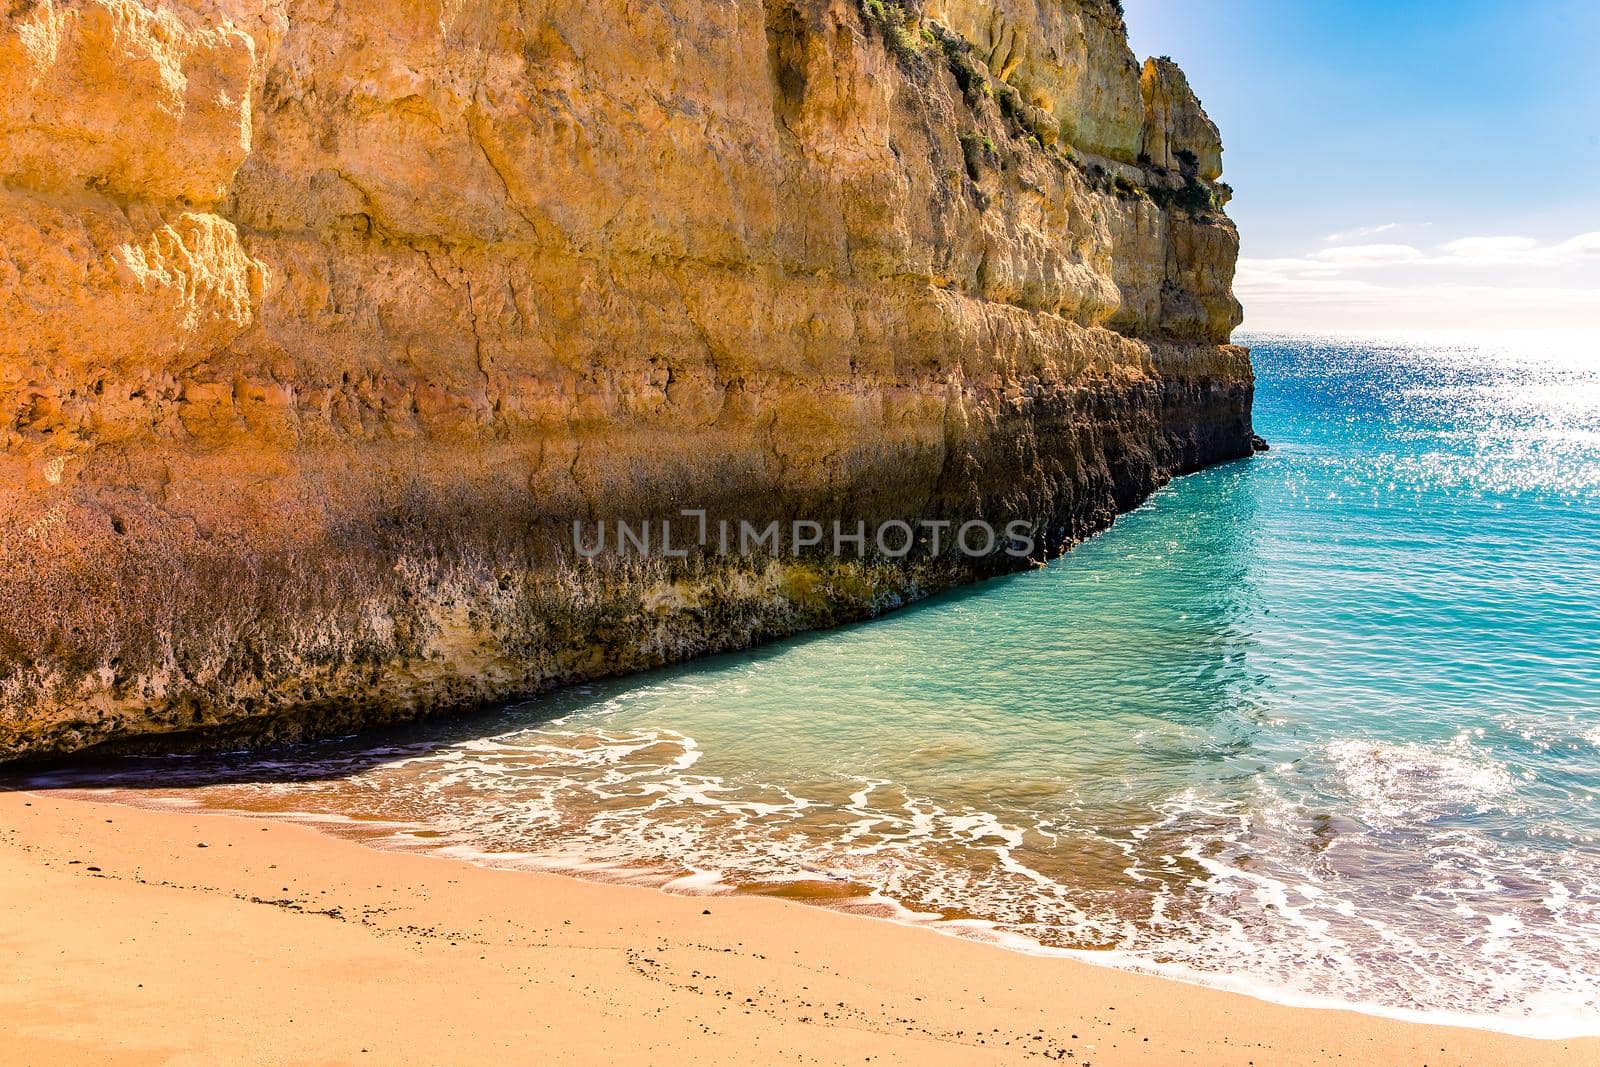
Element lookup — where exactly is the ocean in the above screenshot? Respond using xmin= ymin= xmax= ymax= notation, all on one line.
xmin=31 ymin=334 xmax=1600 ymax=1037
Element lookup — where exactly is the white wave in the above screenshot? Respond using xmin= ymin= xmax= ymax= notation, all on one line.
xmin=1325 ymin=736 xmax=1515 ymax=824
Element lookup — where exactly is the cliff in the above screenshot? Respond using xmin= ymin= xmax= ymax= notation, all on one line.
xmin=0 ymin=0 xmax=1252 ymax=761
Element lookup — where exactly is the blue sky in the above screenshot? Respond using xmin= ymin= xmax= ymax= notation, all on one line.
xmin=1124 ymin=0 xmax=1600 ymax=332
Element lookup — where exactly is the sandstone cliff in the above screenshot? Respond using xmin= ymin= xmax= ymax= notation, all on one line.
xmin=0 ymin=0 xmax=1252 ymax=760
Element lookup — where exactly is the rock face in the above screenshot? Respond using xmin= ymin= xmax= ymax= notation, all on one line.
xmin=0 ymin=0 xmax=1252 ymax=761
xmin=1140 ymin=57 xmax=1224 ymax=181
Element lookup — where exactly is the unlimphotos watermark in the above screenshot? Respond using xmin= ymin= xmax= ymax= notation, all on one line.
xmin=573 ymin=510 xmax=1037 ymax=560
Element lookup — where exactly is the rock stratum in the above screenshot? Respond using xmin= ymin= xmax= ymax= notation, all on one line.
xmin=0 ymin=0 xmax=1252 ymax=761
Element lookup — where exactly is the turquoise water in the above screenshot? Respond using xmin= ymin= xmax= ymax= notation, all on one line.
xmin=37 ymin=334 xmax=1600 ymax=1035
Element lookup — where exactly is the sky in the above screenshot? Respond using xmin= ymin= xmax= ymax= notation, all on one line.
xmin=1123 ymin=0 xmax=1600 ymax=334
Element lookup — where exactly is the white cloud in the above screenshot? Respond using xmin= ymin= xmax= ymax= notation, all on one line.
xmin=1439 ymin=235 xmax=1540 ymax=260
xmin=1287 ymin=233 xmax=1600 ymax=272
xmin=1234 ymin=256 xmax=1343 ymax=279
xmin=1237 ymin=227 xmax=1600 ymax=332
xmin=1436 ymin=232 xmax=1600 ymax=266
xmin=1310 ymin=243 xmax=1425 ymax=267
xmin=1324 ymin=222 xmax=1401 ymax=243
xmin=1238 ymin=272 xmax=1600 ymax=332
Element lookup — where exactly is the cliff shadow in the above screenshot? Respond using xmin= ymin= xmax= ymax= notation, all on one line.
xmin=0 ymin=562 xmax=1057 ymax=795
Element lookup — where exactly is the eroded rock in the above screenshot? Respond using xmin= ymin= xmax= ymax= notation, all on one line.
xmin=0 ymin=0 xmax=1254 ymax=761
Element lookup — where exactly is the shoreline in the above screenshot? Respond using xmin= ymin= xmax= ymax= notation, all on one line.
xmin=29 ymin=737 xmax=1596 ymax=1045
xmin=3 ymin=790 xmax=1593 ymax=1065
xmin=178 ymin=794 xmax=1598 ymax=1043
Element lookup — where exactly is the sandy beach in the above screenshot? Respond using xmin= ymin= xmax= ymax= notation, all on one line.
xmin=1 ymin=790 xmax=1591 ymax=1066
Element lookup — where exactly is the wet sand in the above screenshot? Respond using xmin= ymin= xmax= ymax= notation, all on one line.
xmin=1 ymin=790 xmax=1593 ymax=1065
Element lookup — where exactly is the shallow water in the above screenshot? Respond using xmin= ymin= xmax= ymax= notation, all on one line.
xmin=29 ymin=333 xmax=1600 ymax=1036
